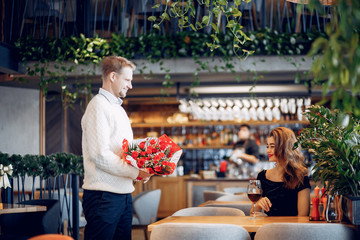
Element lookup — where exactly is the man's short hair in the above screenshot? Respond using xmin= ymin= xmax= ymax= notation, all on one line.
xmin=102 ymin=56 xmax=136 ymax=81
xmin=239 ymin=124 xmax=250 ymax=130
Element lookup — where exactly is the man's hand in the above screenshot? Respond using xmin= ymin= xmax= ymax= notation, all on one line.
xmin=137 ymin=169 xmax=153 ymax=179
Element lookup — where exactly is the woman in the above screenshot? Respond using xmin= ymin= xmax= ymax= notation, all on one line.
xmin=254 ymin=127 xmax=310 ymax=216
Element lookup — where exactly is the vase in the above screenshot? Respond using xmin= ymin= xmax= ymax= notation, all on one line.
xmin=342 ymin=195 xmax=360 ymax=225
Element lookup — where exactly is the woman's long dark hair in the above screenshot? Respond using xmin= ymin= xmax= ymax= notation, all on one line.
xmin=269 ymin=127 xmax=308 ymax=189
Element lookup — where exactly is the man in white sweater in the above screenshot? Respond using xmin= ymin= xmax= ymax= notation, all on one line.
xmin=81 ymin=56 xmax=153 ymax=240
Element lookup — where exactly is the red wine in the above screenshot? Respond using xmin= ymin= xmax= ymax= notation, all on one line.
xmin=247 ymin=193 xmax=262 ymax=203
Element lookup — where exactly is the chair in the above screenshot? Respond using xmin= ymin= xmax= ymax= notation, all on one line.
xmin=172 ymin=207 xmax=245 ymax=216
xmin=150 ymin=223 xmax=251 ymax=240
xmin=53 ymin=191 xmax=87 ymax=232
xmin=254 ymin=223 xmax=358 ymax=240
xmin=28 ymin=234 xmax=74 ymax=240
xmin=0 ymin=199 xmax=60 ymax=240
xmin=223 ymin=187 xmax=247 ymax=194
xmin=203 ymin=202 xmax=253 ymax=216
xmin=203 ymin=190 xmax=231 ymax=202
xmin=132 ymin=189 xmax=161 ymax=240
xmin=216 ymin=194 xmax=250 ymax=201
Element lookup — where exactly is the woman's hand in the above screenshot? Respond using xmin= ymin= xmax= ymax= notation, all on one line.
xmin=257 ymin=197 xmax=272 ymax=212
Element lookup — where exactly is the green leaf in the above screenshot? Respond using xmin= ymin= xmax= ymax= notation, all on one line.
xmin=211 ymin=23 xmax=219 ymax=33
xmin=161 ymin=12 xmax=170 ymax=21
xmin=234 ymin=0 xmax=241 ymax=6
xmin=147 ymin=16 xmax=157 ymax=22
xmin=202 ymin=16 xmax=210 ymax=25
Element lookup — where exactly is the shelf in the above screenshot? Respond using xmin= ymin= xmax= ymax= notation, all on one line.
xmin=181 ymin=145 xmax=233 ymax=150
xmin=131 ymin=120 xmax=310 ymax=128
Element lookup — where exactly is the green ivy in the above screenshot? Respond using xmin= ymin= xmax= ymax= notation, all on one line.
xmin=16 ymin=30 xmax=319 ymax=63
xmin=0 ymin=152 xmax=84 ymax=179
xmin=14 ymin=30 xmax=321 ymax=106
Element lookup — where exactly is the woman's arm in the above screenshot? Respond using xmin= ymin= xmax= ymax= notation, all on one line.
xmin=253 ymin=197 xmax=272 ymax=212
xmin=297 ymin=188 xmax=310 ymax=216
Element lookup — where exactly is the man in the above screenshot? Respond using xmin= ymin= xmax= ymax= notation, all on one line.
xmin=81 ymin=56 xmax=152 ymax=240
xmin=231 ymin=124 xmax=259 ymax=165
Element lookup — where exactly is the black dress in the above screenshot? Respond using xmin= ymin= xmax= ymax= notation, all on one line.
xmin=257 ymin=170 xmax=310 ymax=216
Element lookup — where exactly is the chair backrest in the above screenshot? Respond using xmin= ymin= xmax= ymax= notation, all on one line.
xmin=223 ymin=187 xmax=247 ymax=194
xmin=20 ymin=199 xmax=61 ymax=234
xmin=54 ymin=191 xmax=86 ymax=227
xmin=203 ymin=190 xmax=231 ymax=202
xmin=28 ymin=234 xmax=74 ymax=240
xmin=133 ymin=189 xmax=161 ymax=225
xmin=216 ymin=194 xmax=250 ymax=201
xmin=254 ymin=223 xmax=358 ymax=240
xmin=172 ymin=207 xmax=245 ymax=216
xmin=0 ymin=199 xmax=60 ymax=238
xmin=203 ymin=203 xmax=253 ymax=216
xmin=150 ymin=223 xmax=251 ymax=240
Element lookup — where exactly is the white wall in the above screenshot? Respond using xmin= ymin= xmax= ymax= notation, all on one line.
xmin=0 ymin=86 xmax=40 ymax=155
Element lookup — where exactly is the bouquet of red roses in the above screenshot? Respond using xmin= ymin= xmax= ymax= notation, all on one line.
xmin=122 ymin=134 xmax=182 ymax=176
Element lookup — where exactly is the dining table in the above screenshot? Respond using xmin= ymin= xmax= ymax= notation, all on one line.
xmin=198 ymin=200 xmax=252 ymax=207
xmin=148 ymin=215 xmax=345 ymax=233
xmin=0 ymin=203 xmax=46 ymax=215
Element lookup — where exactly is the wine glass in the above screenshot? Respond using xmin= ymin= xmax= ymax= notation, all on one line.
xmin=247 ymin=180 xmax=262 ymax=219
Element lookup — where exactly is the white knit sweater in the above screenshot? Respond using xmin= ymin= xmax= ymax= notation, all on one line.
xmin=81 ymin=89 xmax=139 ymax=194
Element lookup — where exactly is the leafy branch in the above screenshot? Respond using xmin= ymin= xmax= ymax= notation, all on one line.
xmin=296 ymin=105 xmax=360 ymax=196
xmin=148 ymin=0 xmax=254 ymax=58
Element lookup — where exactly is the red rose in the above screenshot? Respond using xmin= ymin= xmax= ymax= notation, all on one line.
xmin=159 ymin=152 xmax=165 ymax=158
xmin=154 ymin=165 xmax=162 ymax=172
xmin=153 ymin=159 xmax=159 ymax=165
xmin=132 ymin=151 xmax=139 ymax=159
xmin=137 ymin=158 xmax=145 ymax=168
xmin=150 ymin=139 xmax=156 ymax=145
xmin=146 ymin=146 xmax=152 ymax=154
xmin=122 ymin=139 xmax=128 ymax=145
xmin=153 ymin=155 xmax=161 ymax=161
xmin=148 ymin=168 xmax=155 ymax=174
xmin=139 ymin=141 xmax=146 ymax=150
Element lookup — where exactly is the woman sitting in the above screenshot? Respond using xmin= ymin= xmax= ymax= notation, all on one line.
xmin=254 ymin=127 xmax=310 ymax=216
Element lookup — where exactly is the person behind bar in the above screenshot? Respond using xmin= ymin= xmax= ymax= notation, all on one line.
xmin=254 ymin=127 xmax=310 ymax=216
xmin=81 ymin=56 xmax=153 ymax=240
xmin=230 ymin=124 xmax=259 ymax=164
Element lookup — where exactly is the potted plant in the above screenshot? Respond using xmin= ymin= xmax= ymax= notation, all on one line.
xmin=296 ymin=105 xmax=360 ymax=225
